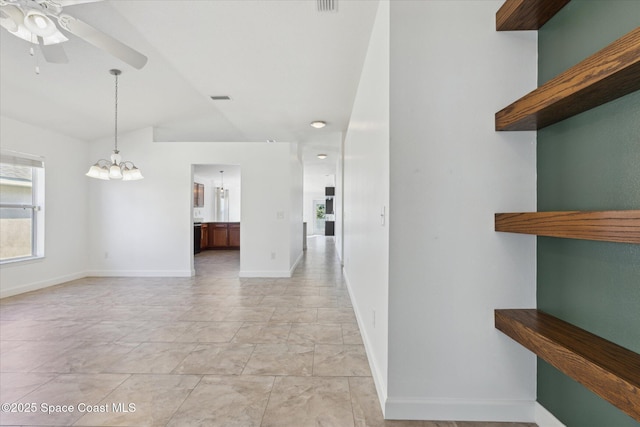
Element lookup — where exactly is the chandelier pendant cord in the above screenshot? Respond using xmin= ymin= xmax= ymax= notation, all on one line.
xmin=114 ymin=70 xmax=118 ymax=154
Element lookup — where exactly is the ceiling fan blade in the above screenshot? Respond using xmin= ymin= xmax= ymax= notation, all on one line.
xmin=38 ymin=36 xmax=69 ymax=63
xmin=53 ymin=0 xmax=104 ymax=6
xmin=57 ymin=14 xmax=148 ymax=69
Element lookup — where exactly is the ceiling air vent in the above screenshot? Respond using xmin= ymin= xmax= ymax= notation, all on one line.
xmin=210 ymin=96 xmax=231 ymax=101
xmin=317 ymin=0 xmax=337 ymax=12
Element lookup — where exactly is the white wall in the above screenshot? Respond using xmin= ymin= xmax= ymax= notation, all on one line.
xmin=289 ymin=143 xmax=304 ymax=270
xmin=0 ymin=116 xmax=89 ymax=298
xmin=343 ymin=0 xmax=391 ymax=410
xmin=334 ymin=145 xmax=344 ymax=261
xmin=386 ymin=0 xmax=537 ymax=421
xmin=87 ymin=128 xmax=302 ymax=278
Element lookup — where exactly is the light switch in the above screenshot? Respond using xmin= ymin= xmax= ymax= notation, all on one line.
xmin=277 ymin=211 xmax=285 ymax=220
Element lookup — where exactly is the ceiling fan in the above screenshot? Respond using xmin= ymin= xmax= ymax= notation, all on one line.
xmin=0 ymin=0 xmax=147 ymax=69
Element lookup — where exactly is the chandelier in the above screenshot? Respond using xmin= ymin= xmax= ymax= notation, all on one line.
xmin=86 ymin=69 xmax=143 ymax=181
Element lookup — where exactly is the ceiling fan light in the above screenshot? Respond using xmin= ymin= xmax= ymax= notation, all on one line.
xmin=24 ymin=11 xmax=57 ymax=37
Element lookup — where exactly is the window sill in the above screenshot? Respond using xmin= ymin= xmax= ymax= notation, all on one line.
xmin=0 ymin=255 xmax=45 ymax=267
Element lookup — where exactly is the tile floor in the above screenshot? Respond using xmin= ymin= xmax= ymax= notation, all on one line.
xmin=0 ymin=237 xmax=536 ymax=427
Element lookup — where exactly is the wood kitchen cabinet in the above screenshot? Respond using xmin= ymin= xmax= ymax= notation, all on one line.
xmin=210 ymin=223 xmax=229 ymax=248
xmin=228 ymin=223 xmax=240 ymax=248
xmin=205 ymin=222 xmax=240 ymax=249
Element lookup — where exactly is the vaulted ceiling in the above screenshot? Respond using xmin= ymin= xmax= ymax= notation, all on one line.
xmin=0 ymin=0 xmax=379 ymax=175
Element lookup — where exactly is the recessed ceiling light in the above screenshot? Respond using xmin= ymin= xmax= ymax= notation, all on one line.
xmin=310 ymin=121 xmax=326 ymax=129
xmin=317 ymin=154 xmax=327 ymax=160
xmin=210 ymin=95 xmax=231 ymax=101
xmin=267 ymin=139 xmax=276 ymax=143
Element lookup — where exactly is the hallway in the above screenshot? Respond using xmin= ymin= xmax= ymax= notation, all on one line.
xmin=1 ymin=238 xmax=534 ymax=426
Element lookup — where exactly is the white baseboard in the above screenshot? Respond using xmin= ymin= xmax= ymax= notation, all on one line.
xmin=0 ymin=271 xmax=87 ymax=299
xmin=86 ymin=270 xmax=192 ymax=277
xmin=535 ymin=402 xmax=565 ymax=427
xmin=384 ymin=397 xmax=535 ymax=422
xmin=289 ymin=251 xmax=304 ymax=276
xmin=342 ymin=267 xmax=388 ymax=417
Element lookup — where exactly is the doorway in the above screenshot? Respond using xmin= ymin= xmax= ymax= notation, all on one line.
xmin=192 ymin=164 xmax=241 ymax=275
xmin=313 ymin=199 xmax=326 ymax=236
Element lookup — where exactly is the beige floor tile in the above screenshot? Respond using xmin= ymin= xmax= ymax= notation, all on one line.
xmin=0 ymin=373 xmax=128 ymax=426
xmin=342 ymin=323 xmax=364 ymax=345
xmin=262 ymin=376 xmax=354 ymax=427
xmin=232 ymin=322 xmax=292 ymax=344
xmin=0 ymin=238 xmax=537 ymax=427
xmin=258 ymin=295 xmax=301 ymax=307
xmin=118 ymin=321 xmax=194 ymax=342
xmin=172 ymin=343 xmax=255 ymax=375
xmin=288 ymin=323 xmax=343 ymax=344
xmin=0 ymin=372 xmax=57 ymax=403
xmin=177 ymin=306 xmax=234 ymax=321
xmin=318 ymin=307 xmax=357 ymax=323
xmin=73 ymin=374 xmax=201 ymax=426
xmin=224 ymin=307 xmax=276 ymax=322
xmin=106 ymin=342 xmax=196 ymax=374
xmin=174 ymin=321 xmax=244 ymax=343
xmin=33 ymin=341 xmax=139 ymax=374
xmin=313 ymin=344 xmax=371 ymax=377
xmin=0 ymin=340 xmax=80 ymax=372
xmin=298 ymin=295 xmax=339 ymax=308
xmin=242 ymin=344 xmax=314 ymax=376
xmin=166 ymin=375 xmax=274 ymax=427
xmin=270 ymin=307 xmax=318 ymax=323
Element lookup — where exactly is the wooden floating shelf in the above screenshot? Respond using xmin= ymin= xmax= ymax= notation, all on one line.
xmin=495 ymin=27 xmax=640 ymax=131
xmin=495 ymin=210 xmax=640 ymax=244
xmin=495 ymin=309 xmax=640 ymax=421
xmin=496 ymin=0 xmax=571 ymax=31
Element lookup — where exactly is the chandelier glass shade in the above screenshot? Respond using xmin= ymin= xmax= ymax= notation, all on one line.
xmin=86 ymin=69 xmax=143 ymax=181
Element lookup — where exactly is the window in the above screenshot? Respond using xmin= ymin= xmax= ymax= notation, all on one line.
xmin=0 ymin=151 xmax=44 ymax=263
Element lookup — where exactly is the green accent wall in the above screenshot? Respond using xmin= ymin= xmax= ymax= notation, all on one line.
xmin=537 ymin=1 xmax=640 ymax=426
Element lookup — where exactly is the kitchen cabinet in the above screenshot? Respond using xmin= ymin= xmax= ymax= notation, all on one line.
xmin=210 ymin=223 xmax=229 ymax=248
xmin=229 ymin=223 xmax=240 ymax=248
xmin=200 ymin=224 xmax=208 ymax=250
xmin=201 ymin=222 xmax=240 ymax=249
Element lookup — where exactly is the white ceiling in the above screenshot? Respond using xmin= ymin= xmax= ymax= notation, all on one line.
xmin=0 ymin=0 xmax=379 ymax=177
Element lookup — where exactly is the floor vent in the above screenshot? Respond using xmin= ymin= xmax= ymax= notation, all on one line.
xmin=317 ymin=0 xmax=337 ymax=13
